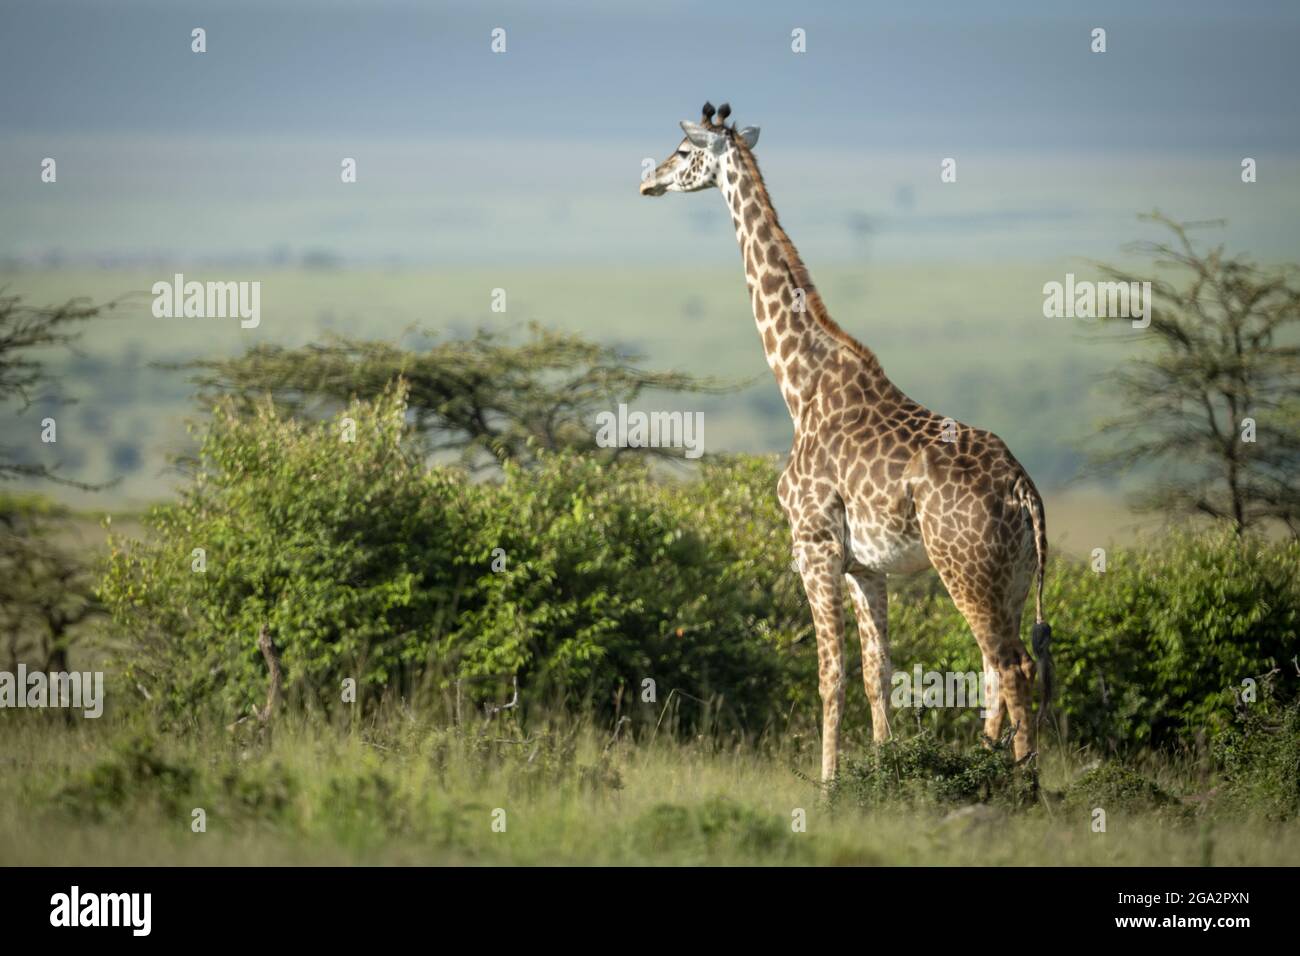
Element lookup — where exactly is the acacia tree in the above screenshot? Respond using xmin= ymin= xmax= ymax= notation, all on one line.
xmin=0 ymin=294 xmax=111 ymax=669
xmin=0 ymin=293 xmax=107 ymax=485
xmin=0 ymin=496 xmax=102 ymax=673
xmin=1090 ymin=213 xmax=1300 ymax=535
xmin=171 ymin=324 xmax=734 ymax=471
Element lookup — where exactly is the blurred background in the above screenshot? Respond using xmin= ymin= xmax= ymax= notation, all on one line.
xmin=2 ymin=2 xmax=1299 ymax=869
xmin=3 ymin=0 xmax=1299 ymax=546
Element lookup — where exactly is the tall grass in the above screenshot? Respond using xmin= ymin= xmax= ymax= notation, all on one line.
xmin=3 ymin=705 xmax=1297 ymax=866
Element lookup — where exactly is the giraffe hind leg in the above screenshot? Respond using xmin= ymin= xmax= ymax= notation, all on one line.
xmin=910 ymin=471 xmax=1038 ymax=758
xmin=845 ymin=569 xmax=892 ymax=743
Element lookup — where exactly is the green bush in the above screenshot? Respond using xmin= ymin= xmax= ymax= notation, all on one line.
xmin=633 ymin=797 xmax=800 ymax=860
xmin=456 ymin=451 xmax=810 ymax=728
xmin=101 ymin=389 xmax=810 ymax=729
xmin=1212 ymin=693 xmax=1300 ymax=821
xmin=887 ymin=530 xmax=1298 ymax=753
xmin=100 ymin=390 xmax=1297 ymax=752
xmin=835 ymin=732 xmax=1037 ymax=809
xmin=1047 ymin=530 xmax=1299 ymax=750
xmin=54 ymin=735 xmax=196 ymax=822
xmin=1062 ymin=763 xmax=1175 ymax=814
xmin=101 ymin=386 xmax=474 ymax=719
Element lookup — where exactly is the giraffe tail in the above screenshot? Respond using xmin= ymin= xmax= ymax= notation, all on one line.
xmin=1016 ymin=477 xmax=1054 ymax=717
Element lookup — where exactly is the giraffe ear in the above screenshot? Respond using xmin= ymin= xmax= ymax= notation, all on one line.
xmin=738 ymin=126 xmax=760 ymax=149
xmin=680 ymin=120 xmax=723 ymax=151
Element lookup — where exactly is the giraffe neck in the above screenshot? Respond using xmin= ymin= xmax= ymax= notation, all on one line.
xmin=717 ymin=144 xmax=886 ymax=424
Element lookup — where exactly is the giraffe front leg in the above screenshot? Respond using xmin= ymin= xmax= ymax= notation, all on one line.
xmin=797 ymin=550 xmax=846 ymax=782
xmin=845 ymin=570 xmax=892 ymax=743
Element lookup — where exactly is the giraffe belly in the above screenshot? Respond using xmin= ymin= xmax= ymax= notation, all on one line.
xmin=844 ymin=516 xmax=931 ymax=575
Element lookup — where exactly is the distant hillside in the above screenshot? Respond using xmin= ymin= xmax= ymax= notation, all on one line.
xmin=3 ymin=262 xmax=1135 ymax=509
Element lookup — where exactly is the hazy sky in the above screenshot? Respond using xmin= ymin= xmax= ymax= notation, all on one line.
xmin=3 ymin=0 xmax=1299 ymax=265
xmin=4 ymin=2 xmax=1299 ymax=509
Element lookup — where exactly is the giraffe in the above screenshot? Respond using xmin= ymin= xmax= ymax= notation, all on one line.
xmin=640 ymin=102 xmax=1054 ymax=780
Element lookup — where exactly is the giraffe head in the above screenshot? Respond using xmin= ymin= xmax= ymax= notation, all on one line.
xmin=640 ymin=101 xmax=760 ymax=197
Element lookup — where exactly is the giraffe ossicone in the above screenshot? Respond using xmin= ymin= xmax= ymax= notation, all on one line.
xmin=641 ymin=101 xmax=1055 ymax=780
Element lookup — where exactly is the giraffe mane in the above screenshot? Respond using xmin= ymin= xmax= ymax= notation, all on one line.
xmin=729 ymin=136 xmax=882 ymax=371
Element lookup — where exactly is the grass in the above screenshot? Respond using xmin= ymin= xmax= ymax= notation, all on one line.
xmin=3 ymin=708 xmax=1297 ymax=866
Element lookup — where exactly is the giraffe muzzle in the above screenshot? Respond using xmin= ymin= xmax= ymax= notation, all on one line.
xmin=640 ymin=180 xmax=667 ymax=197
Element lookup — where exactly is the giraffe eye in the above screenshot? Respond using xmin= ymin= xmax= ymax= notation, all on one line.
xmin=676 ymin=149 xmax=690 ymax=157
